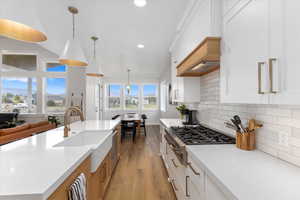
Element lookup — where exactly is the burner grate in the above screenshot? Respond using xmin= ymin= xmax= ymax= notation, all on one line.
xmin=170 ymin=125 xmax=236 ymax=145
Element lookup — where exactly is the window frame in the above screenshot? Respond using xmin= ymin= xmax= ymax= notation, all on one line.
xmin=106 ymin=83 xmax=123 ymax=111
xmin=123 ymin=83 xmax=140 ymax=111
xmin=0 ymin=51 xmax=68 ymax=114
xmin=141 ymin=83 xmax=159 ymax=111
xmin=105 ymin=82 xmax=159 ymax=111
xmin=45 ymin=77 xmax=67 ymax=114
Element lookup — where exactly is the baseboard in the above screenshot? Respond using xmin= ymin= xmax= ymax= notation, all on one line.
xmin=146 ymin=123 xmax=160 ymax=126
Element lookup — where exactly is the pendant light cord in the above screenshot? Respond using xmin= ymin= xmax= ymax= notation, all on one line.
xmin=94 ymin=40 xmax=96 ymax=58
xmin=72 ymin=13 xmax=75 ymax=39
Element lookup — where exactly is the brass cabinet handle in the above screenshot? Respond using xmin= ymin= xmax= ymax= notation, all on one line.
xmin=186 ymin=176 xmax=190 ymax=197
xmin=188 ymin=162 xmax=200 ymax=176
xmin=269 ymin=58 xmax=277 ymax=94
xmin=171 ymin=159 xmax=178 ymax=168
xmin=258 ymin=62 xmax=266 ymax=94
xmin=171 ymin=178 xmax=178 ymax=191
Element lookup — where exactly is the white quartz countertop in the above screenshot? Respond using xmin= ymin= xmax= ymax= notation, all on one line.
xmin=187 ymin=145 xmax=300 ymax=200
xmin=0 ymin=119 xmax=120 ymax=200
xmin=160 ymin=118 xmax=183 ymax=128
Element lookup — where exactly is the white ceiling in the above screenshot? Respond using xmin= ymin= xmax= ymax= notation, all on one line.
xmin=34 ymin=0 xmax=189 ymax=79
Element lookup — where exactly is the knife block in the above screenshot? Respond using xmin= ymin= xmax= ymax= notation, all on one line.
xmin=236 ymin=131 xmax=255 ymax=151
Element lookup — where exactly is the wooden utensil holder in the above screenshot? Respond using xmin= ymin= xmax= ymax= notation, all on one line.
xmin=236 ymin=131 xmax=255 ymax=151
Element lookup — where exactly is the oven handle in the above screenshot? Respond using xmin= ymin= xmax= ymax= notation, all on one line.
xmin=164 ymin=134 xmax=181 ymax=152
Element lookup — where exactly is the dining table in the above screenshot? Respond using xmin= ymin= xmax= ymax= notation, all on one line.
xmin=121 ymin=113 xmax=142 ymax=134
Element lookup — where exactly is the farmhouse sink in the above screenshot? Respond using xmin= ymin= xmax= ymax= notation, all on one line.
xmin=54 ymin=131 xmax=113 ymax=172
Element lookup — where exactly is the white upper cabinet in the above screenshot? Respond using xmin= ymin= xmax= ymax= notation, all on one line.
xmin=171 ymin=0 xmax=222 ymax=65
xmin=170 ymin=0 xmax=221 ymax=103
xmin=221 ymin=0 xmax=300 ymax=105
xmin=221 ymin=0 xmax=269 ymax=104
xmin=268 ymin=0 xmax=300 ymax=105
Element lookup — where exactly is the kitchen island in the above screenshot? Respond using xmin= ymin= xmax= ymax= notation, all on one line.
xmin=0 ymin=119 xmax=120 ymax=200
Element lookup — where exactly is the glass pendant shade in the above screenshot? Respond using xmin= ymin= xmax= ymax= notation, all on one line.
xmin=126 ymin=69 xmax=131 ymax=94
xmin=86 ymin=36 xmax=104 ymax=77
xmin=0 ymin=0 xmax=47 ymax=43
xmin=59 ymin=7 xmax=88 ymax=67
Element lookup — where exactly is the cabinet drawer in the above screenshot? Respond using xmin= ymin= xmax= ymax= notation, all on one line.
xmin=187 ymin=160 xmax=204 ymax=188
xmin=186 ymin=178 xmax=203 ymax=200
xmin=169 ymin=176 xmax=186 ymax=200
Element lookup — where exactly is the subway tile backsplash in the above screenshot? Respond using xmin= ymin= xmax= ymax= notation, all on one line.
xmin=187 ymin=70 xmax=300 ymax=167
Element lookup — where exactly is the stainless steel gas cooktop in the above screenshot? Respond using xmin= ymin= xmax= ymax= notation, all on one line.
xmin=170 ymin=125 xmax=236 ymax=145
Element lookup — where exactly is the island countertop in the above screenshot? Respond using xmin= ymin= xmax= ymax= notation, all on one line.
xmin=0 ymin=119 xmax=120 ymax=200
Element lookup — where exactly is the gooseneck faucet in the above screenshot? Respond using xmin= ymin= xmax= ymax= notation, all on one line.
xmin=64 ymin=106 xmax=85 ymax=137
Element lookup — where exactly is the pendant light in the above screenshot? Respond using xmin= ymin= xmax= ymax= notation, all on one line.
xmin=126 ymin=69 xmax=131 ymax=94
xmin=59 ymin=6 xmax=88 ymax=67
xmin=86 ymin=36 xmax=104 ymax=77
xmin=0 ymin=0 xmax=47 ymax=43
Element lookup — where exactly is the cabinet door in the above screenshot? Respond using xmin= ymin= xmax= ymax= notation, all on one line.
xmin=269 ymin=0 xmax=300 ymax=104
xmin=205 ymin=175 xmax=229 ymax=200
xmin=187 ymin=177 xmax=202 ymax=200
xmin=220 ymin=0 xmax=269 ymax=104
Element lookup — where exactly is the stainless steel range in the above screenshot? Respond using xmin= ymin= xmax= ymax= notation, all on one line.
xmin=164 ymin=125 xmax=235 ymax=166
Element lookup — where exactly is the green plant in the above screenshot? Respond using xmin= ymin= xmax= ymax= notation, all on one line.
xmin=176 ymin=104 xmax=187 ymax=114
xmin=48 ymin=115 xmax=61 ymax=127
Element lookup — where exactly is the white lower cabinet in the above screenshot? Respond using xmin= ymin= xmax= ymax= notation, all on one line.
xmin=205 ymin=176 xmax=229 ymax=200
xmin=186 ymin=156 xmax=205 ymax=200
xmin=160 ymin=125 xmax=232 ymax=200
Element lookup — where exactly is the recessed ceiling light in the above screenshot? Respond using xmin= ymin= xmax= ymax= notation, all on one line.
xmin=137 ymin=44 xmax=145 ymax=48
xmin=134 ymin=0 xmax=147 ymax=7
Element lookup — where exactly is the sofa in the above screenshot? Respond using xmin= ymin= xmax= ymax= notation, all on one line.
xmin=0 ymin=121 xmax=56 ymax=145
xmin=0 ymin=113 xmax=24 ymax=129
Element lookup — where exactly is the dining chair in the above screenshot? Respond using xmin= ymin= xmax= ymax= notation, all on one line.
xmin=121 ymin=120 xmax=137 ymax=142
xmin=140 ymin=114 xmax=147 ymax=136
xmin=111 ymin=115 xmax=120 ymax=120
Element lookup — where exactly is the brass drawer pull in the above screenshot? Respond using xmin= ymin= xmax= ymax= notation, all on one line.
xmin=269 ymin=58 xmax=277 ymax=94
xmin=188 ymin=162 xmax=200 ymax=175
xmin=171 ymin=159 xmax=178 ymax=168
xmin=258 ymin=62 xmax=266 ymax=94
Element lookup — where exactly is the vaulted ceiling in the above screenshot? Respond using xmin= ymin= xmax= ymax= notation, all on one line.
xmin=34 ymin=0 xmax=189 ymax=78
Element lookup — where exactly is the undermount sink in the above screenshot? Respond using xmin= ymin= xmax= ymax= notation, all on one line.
xmin=54 ymin=130 xmax=113 ymax=172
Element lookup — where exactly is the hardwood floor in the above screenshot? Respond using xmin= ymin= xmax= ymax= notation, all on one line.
xmin=104 ymin=125 xmax=176 ymax=200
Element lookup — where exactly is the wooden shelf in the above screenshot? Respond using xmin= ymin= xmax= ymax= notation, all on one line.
xmin=177 ymin=37 xmax=221 ymax=77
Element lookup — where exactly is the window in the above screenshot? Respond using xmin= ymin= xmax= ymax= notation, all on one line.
xmin=125 ymin=85 xmax=139 ymax=110
xmin=0 ymin=53 xmax=68 ymax=114
xmin=1 ymin=54 xmax=37 ymax=72
xmin=143 ymin=84 xmax=158 ymax=110
xmin=46 ymin=63 xmax=66 ymax=72
xmin=108 ymin=85 xmax=122 ymax=109
xmin=1 ymin=77 xmax=37 ymax=113
xmin=46 ymin=78 xmax=66 ymax=113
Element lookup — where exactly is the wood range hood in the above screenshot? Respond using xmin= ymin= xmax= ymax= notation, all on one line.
xmin=177 ymin=37 xmax=221 ymax=77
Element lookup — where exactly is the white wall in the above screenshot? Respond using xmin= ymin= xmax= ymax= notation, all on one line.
xmin=186 ymin=70 xmax=300 ymax=167
xmin=86 ymin=76 xmax=102 ymax=120
xmin=67 ymin=67 xmax=86 ymax=111
xmin=159 ymin=62 xmax=179 ymax=119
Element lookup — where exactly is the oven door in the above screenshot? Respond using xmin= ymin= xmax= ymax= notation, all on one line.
xmin=164 ymin=133 xmax=187 ymax=167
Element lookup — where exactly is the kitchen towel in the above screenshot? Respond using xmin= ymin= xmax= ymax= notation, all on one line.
xmin=68 ymin=173 xmax=87 ymax=200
